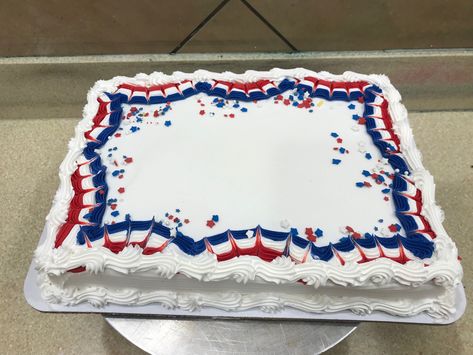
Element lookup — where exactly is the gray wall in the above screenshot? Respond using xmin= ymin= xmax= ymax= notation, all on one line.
xmin=1 ymin=0 xmax=473 ymax=56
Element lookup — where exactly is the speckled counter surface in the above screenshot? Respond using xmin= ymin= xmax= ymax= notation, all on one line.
xmin=0 ymin=112 xmax=471 ymax=355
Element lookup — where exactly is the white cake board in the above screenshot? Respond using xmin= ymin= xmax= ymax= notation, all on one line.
xmin=25 ymin=226 xmax=466 ymax=325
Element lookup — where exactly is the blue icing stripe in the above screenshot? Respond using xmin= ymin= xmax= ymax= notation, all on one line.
xmin=376 ymin=235 xmax=399 ymax=249
xmin=130 ymin=219 xmax=153 ymax=231
xmin=261 ymin=228 xmax=289 ymax=241
xmin=310 ymin=244 xmax=333 ymax=261
xmin=355 ymin=234 xmax=377 ymax=248
xmin=206 ymin=231 xmax=229 ymax=246
xmin=291 ymin=235 xmax=310 ymax=249
xmin=396 ymin=214 xmax=420 ymax=234
xmin=400 ymin=234 xmax=434 ymax=259
xmin=231 ymin=229 xmax=255 ymax=239
xmin=333 ymin=237 xmax=355 ymax=252
xmin=170 ymin=232 xmax=195 ymax=254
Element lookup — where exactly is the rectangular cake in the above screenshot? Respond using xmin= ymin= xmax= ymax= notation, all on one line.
xmin=35 ymin=68 xmax=463 ymax=319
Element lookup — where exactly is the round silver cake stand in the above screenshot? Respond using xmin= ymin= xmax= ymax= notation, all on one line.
xmin=104 ymin=316 xmax=358 ymax=355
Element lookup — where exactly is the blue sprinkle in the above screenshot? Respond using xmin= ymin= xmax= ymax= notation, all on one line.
xmin=164 ymin=120 xmax=172 ymax=127
xmin=292 ymin=101 xmax=299 ymax=107
xmin=378 ymin=219 xmax=384 ymax=223
xmin=178 ymin=222 xmax=183 ymax=227
xmin=113 ymin=147 xmax=118 ymax=151
xmin=216 ymin=102 xmax=225 ymax=108
xmin=240 ymin=107 xmax=248 ymax=112
xmin=339 ymin=147 xmax=346 ymax=154
xmin=356 ymin=182 xmax=364 ymax=187
xmin=125 ymin=213 xmax=131 ymax=220
xmin=213 ymin=98 xmax=219 ymax=103
xmin=348 ymin=103 xmax=356 ymax=110
xmin=165 ymin=212 xmax=169 ymax=217
xmin=130 ymin=126 xmax=140 ymax=133
xmin=107 ymin=153 xmax=112 ymax=158
xmin=332 ymin=159 xmax=341 ymax=165
xmin=374 ymin=226 xmax=379 ymax=231
xmin=365 ymin=153 xmax=372 ymax=160
xmin=120 ymin=169 xmax=125 ymax=173
xmin=111 ymin=211 xmax=119 ymax=217
xmin=112 ymin=170 xmax=120 ymax=177
xmin=315 ymin=228 xmax=323 ymax=237
xmin=136 ymin=117 xmax=143 ymax=123
xmin=233 ymin=103 xmax=240 ymax=108
xmin=377 ymin=175 xmax=385 ymax=183
xmin=139 ymin=107 xmax=143 ymax=111
xmin=289 ymin=95 xmax=294 ymax=101
xmin=382 ymin=188 xmax=391 ymax=194
xmin=352 ymin=114 xmax=360 ymax=120
xmin=309 ymin=109 xmax=313 ymax=113
xmin=362 ymin=170 xmax=370 ymax=177
xmin=175 ymin=208 xmax=181 ymax=213
xmin=212 ymin=214 xmax=219 ymax=222
xmin=290 ymin=228 xmax=299 ymax=236
xmin=330 ymin=132 xmax=339 ymax=138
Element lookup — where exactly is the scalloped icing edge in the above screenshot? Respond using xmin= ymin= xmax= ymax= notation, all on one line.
xmin=34 ymin=68 xmax=463 ymax=315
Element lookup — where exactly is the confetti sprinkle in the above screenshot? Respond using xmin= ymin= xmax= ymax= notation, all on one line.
xmin=118 ymin=187 xmax=125 ymax=194
xmin=332 ymin=159 xmax=341 ymax=165
xmin=206 ymin=220 xmax=215 ymax=228
xmin=111 ymin=211 xmax=120 ymax=217
xmin=164 ymin=120 xmax=172 ymax=127
xmin=212 ymin=214 xmax=219 ymax=222
xmin=246 ymin=230 xmax=254 ymax=238
xmin=330 ymin=132 xmax=339 ymax=138
xmin=388 ymin=223 xmax=402 ymax=232
xmin=348 ymin=103 xmax=356 ymax=110
xmin=314 ymin=228 xmax=324 ymax=237
xmin=365 ymin=153 xmax=372 ymax=160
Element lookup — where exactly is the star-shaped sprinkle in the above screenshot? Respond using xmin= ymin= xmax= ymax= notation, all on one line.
xmin=206 ymin=220 xmax=215 ymax=228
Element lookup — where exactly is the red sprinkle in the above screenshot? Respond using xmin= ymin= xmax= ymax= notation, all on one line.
xmin=358 ymin=117 xmax=366 ymax=125
xmin=352 ymin=232 xmax=362 ymax=239
xmin=229 ymin=113 xmax=235 ymax=118
xmin=124 ymin=157 xmax=133 ymax=164
xmin=184 ymin=219 xmax=190 ymax=224
xmin=153 ymin=110 xmax=159 ymax=117
xmin=336 ymin=138 xmax=343 ymax=144
xmin=114 ymin=133 xmax=121 ymax=138
xmin=110 ymin=204 xmax=117 ymax=210
xmin=206 ymin=220 xmax=215 ymax=228
xmin=118 ymin=187 xmax=125 ymax=194
xmin=199 ymin=110 xmax=205 ymax=116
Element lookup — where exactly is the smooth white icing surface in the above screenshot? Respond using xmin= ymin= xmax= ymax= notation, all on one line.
xmin=34 ymin=68 xmax=463 ymax=318
xmin=100 ymin=94 xmax=401 ymax=242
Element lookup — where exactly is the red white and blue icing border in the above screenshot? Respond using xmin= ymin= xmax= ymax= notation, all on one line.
xmin=35 ymin=69 xmax=461 ymax=291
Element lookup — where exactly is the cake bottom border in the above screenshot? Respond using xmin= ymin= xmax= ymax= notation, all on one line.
xmin=25 ymin=227 xmax=466 ymax=325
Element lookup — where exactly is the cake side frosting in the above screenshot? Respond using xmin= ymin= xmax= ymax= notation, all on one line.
xmin=34 ymin=69 xmax=462 ymax=317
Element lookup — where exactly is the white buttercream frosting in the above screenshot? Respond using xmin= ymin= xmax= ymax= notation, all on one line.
xmin=34 ymin=68 xmax=463 ymax=318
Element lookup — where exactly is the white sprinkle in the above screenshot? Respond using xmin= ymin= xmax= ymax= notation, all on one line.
xmin=280 ymin=219 xmax=291 ymax=229
xmin=246 ymin=230 xmax=254 ymax=238
xmin=170 ymin=228 xmax=177 ymax=237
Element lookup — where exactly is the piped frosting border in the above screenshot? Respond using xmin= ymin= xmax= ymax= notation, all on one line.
xmin=35 ymin=69 xmax=462 ymax=290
